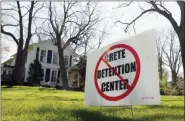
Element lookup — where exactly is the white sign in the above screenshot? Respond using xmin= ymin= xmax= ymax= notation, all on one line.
xmin=84 ymin=30 xmax=160 ymax=106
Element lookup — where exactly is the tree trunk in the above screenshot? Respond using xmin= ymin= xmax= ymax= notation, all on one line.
xmin=158 ymin=57 xmax=163 ymax=80
xmin=177 ymin=31 xmax=185 ymax=81
xmin=171 ymin=70 xmax=177 ymax=84
xmin=13 ymin=47 xmax=28 ymax=85
xmin=57 ymin=45 xmax=69 ymax=90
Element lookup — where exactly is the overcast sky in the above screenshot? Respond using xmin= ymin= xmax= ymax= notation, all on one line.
xmin=1 ymin=1 xmax=183 ymax=76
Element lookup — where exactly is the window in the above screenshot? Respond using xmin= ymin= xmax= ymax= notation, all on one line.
xmin=51 ymin=70 xmax=57 ymax=82
xmin=3 ymin=70 xmax=6 ymax=75
xmin=47 ymin=50 xmax=52 ymax=64
xmin=73 ymin=82 xmax=77 ymax=87
xmin=8 ymin=70 xmax=12 ymax=74
xmin=41 ymin=68 xmax=44 ymax=81
xmin=52 ymin=52 xmax=58 ymax=65
xmin=40 ymin=50 xmax=46 ymax=62
xmin=45 ymin=68 xmax=50 ymax=82
xmin=64 ymin=55 xmax=69 ymax=67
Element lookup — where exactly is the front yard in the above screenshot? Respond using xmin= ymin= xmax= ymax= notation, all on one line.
xmin=1 ymin=86 xmax=184 ymax=121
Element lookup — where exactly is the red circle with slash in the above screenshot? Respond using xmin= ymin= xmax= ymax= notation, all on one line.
xmin=94 ymin=44 xmax=141 ymax=101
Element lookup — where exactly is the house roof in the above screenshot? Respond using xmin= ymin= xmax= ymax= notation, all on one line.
xmin=30 ymin=39 xmax=78 ymax=57
xmin=2 ymin=65 xmax=15 ymax=68
xmin=68 ymin=64 xmax=79 ymax=71
xmin=1 ymin=39 xmax=79 ymax=65
xmin=1 ymin=57 xmax=14 ymax=65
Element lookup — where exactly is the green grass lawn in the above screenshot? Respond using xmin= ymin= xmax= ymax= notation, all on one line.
xmin=1 ymin=86 xmax=184 ymax=121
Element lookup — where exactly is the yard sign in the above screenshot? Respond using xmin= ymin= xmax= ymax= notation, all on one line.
xmin=84 ymin=30 xmax=160 ymax=106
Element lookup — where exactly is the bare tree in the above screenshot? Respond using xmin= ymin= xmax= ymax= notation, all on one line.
xmin=156 ymin=31 xmax=164 ymax=80
xmin=162 ymin=29 xmax=182 ymax=83
xmin=37 ymin=1 xmax=102 ymax=89
xmin=82 ymin=25 xmax=107 ymax=56
xmin=115 ymin=1 xmax=185 ymax=80
xmin=0 ymin=40 xmax=10 ymax=60
xmin=1 ymin=1 xmax=43 ymax=85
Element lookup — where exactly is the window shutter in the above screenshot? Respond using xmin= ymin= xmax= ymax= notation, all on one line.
xmin=69 ymin=55 xmax=72 ymax=67
xmin=36 ymin=47 xmax=40 ymax=60
xmin=57 ymin=70 xmax=60 ymax=83
xmin=64 ymin=55 xmax=69 ymax=67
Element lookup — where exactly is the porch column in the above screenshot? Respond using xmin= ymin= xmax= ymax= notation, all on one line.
xmin=49 ymin=69 xmax=52 ymax=83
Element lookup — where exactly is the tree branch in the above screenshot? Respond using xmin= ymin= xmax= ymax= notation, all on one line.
xmin=115 ymin=8 xmax=156 ymax=32
xmin=177 ymin=1 xmax=185 ymax=29
xmin=2 ymin=24 xmax=19 ymax=27
xmin=150 ymin=1 xmax=180 ymax=33
xmin=59 ymin=2 xmax=68 ymax=36
xmin=25 ymin=1 xmax=35 ymax=49
xmin=116 ymin=1 xmax=133 ymax=8
xmin=49 ymin=1 xmax=57 ymax=34
xmin=17 ymin=1 xmax=24 ymax=47
xmin=1 ymin=25 xmax=19 ymax=45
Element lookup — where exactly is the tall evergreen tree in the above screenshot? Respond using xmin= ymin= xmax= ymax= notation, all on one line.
xmin=27 ymin=59 xmax=44 ymax=85
xmin=76 ymin=56 xmax=87 ymax=81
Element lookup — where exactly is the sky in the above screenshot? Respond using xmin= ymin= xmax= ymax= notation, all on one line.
xmin=1 ymin=1 xmax=183 ymax=77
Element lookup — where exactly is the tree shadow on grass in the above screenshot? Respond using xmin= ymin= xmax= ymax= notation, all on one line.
xmin=71 ymin=109 xmax=133 ymax=121
xmin=1 ymin=85 xmax=13 ymax=88
xmin=161 ymin=99 xmax=184 ymax=102
xmin=32 ymin=105 xmax=184 ymax=121
xmin=148 ymin=105 xmax=184 ymax=110
xmin=72 ymin=109 xmax=184 ymax=121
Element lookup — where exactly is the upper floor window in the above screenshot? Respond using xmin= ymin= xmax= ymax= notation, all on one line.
xmin=3 ymin=70 xmax=6 ymax=75
xmin=64 ymin=55 xmax=69 ymax=67
xmin=53 ymin=52 xmax=58 ymax=65
xmin=47 ymin=50 xmax=52 ymax=64
xmin=8 ymin=70 xmax=12 ymax=75
xmin=40 ymin=50 xmax=46 ymax=62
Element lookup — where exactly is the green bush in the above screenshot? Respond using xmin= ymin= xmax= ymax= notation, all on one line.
xmin=159 ymin=75 xmax=168 ymax=95
xmin=27 ymin=59 xmax=44 ymax=85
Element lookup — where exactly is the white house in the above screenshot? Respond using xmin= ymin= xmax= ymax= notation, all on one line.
xmin=1 ymin=40 xmax=80 ymax=88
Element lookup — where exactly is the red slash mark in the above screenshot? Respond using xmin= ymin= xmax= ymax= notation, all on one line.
xmin=102 ymin=58 xmax=130 ymax=88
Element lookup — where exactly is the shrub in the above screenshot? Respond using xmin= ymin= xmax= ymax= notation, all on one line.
xmin=1 ymin=80 xmax=17 ymax=86
xmin=160 ymin=88 xmax=165 ymax=95
xmin=27 ymin=59 xmax=44 ymax=85
xmin=164 ymin=88 xmax=178 ymax=96
xmin=175 ymin=80 xmax=184 ymax=96
xmin=1 ymin=74 xmax=16 ymax=86
xmin=24 ymin=82 xmax=34 ymax=86
xmin=163 ymin=80 xmax=184 ymax=96
xmin=79 ymin=81 xmax=85 ymax=91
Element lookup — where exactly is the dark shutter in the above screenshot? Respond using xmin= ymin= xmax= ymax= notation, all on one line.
xmin=47 ymin=50 xmax=52 ymax=63
xmin=36 ymin=47 xmax=40 ymax=60
xmin=69 ymin=55 xmax=72 ymax=67
xmin=45 ymin=68 xmax=50 ymax=82
xmin=41 ymin=68 xmax=44 ymax=81
xmin=3 ymin=70 xmax=6 ymax=74
xmin=23 ymin=68 xmax=26 ymax=80
xmin=57 ymin=70 xmax=60 ymax=83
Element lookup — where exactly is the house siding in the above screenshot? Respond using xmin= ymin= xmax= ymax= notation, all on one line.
xmin=2 ymin=40 xmax=78 ymax=87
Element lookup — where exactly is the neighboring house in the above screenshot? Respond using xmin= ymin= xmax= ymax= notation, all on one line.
xmin=68 ymin=64 xmax=84 ymax=88
xmin=1 ymin=40 xmax=79 ymax=88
